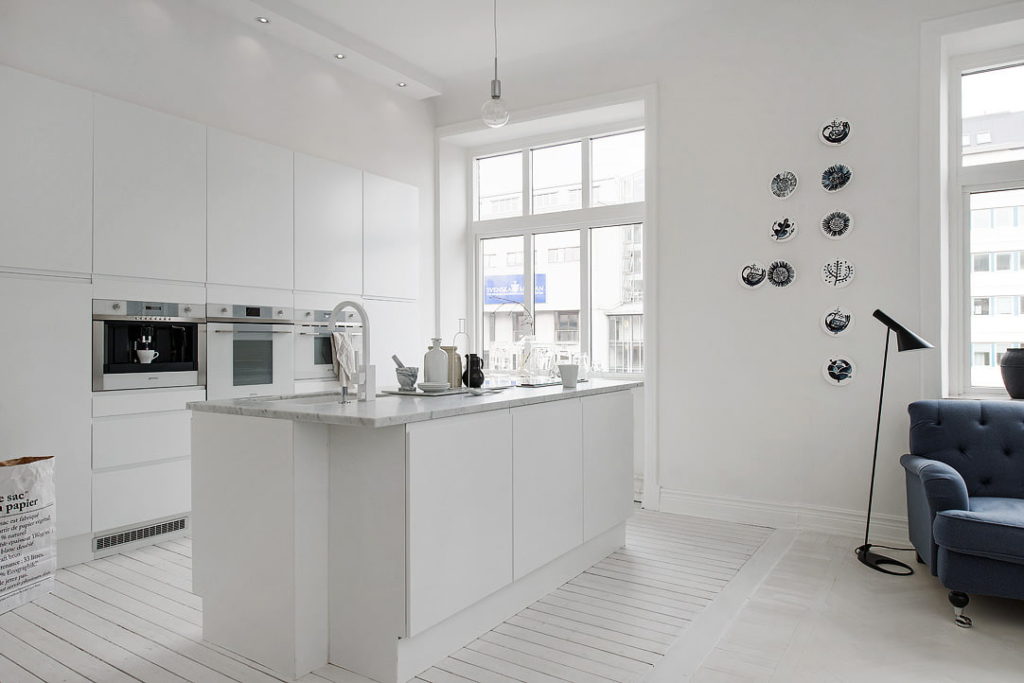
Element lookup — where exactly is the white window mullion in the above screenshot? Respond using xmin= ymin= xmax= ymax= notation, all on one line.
xmin=524 ymin=232 xmax=535 ymax=326
xmin=580 ymin=227 xmax=592 ymax=365
xmin=581 ymin=137 xmax=592 ymax=209
xmin=523 ymin=146 xmax=532 ymax=218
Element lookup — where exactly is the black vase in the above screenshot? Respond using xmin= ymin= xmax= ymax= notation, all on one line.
xmin=462 ymin=353 xmax=484 ymax=388
xmin=1000 ymin=348 xmax=1024 ymax=398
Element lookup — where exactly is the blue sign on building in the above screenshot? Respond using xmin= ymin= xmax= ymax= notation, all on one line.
xmin=484 ymin=274 xmax=546 ymax=304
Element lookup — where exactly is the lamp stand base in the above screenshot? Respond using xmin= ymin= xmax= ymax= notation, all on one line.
xmin=856 ymin=544 xmax=914 ymax=575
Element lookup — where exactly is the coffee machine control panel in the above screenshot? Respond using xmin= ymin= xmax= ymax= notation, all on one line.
xmin=92 ymin=299 xmax=206 ymax=322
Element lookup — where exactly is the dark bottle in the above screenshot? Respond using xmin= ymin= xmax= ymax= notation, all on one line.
xmin=462 ymin=353 xmax=485 ymax=388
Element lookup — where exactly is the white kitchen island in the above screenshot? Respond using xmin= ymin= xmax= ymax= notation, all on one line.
xmin=189 ymin=379 xmax=640 ymax=683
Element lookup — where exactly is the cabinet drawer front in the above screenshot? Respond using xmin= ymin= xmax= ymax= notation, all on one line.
xmin=582 ymin=391 xmax=635 ymax=541
xmin=92 ymin=460 xmax=190 ymax=533
xmin=93 ymin=388 xmax=206 ymax=417
xmin=93 ymin=411 xmax=191 ymax=470
xmin=407 ymin=410 xmax=513 ymax=635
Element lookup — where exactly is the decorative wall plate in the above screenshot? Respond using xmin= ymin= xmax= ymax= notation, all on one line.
xmin=767 ymin=260 xmax=796 ymax=287
xmin=821 ymin=259 xmax=855 ymax=288
xmin=821 ymin=306 xmax=854 ymax=336
xmin=823 ymin=357 xmax=856 ymax=386
xmin=770 ymin=171 xmax=798 ymax=198
xmin=821 ymin=211 xmax=852 ymax=239
xmin=821 ymin=164 xmax=852 ymax=192
xmin=770 ymin=218 xmax=797 ymax=242
xmin=738 ymin=262 xmax=768 ymax=289
xmin=820 ymin=118 xmax=851 ymax=145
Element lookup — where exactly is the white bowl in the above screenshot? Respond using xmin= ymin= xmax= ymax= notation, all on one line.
xmin=417 ymin=382 xmax=450 ymax=393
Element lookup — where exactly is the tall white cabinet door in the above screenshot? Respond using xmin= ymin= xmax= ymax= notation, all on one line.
xmin=407 ymin=411 xmax=513 ymax=635
xmin=362 ymin=298 xmax=422 ymax=379
xmin=582 ymin=390 xmax=635 ymax=541
xmin=362 ymin=173 xmax=419 ymax=300
xmin=207 ymin=130 xmax=294 ymax=290
xmin=93 ymin=96 xmax=206 ymax=282
xmin=512 ymin=400 xmax=583 ymax=580
xmin=0 ymin=68 xmax=92 ymax=274
xmin=0 ymin=276 xmax=91 ymax=541
xmin=294 ymin=153 xmax=362 ymax=294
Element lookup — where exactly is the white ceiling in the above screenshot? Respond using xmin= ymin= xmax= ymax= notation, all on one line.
xmin=283 ymin=0 xmax=690 ymax=82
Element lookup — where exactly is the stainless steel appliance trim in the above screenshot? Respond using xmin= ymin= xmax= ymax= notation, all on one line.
xmin=92 ymin=320 xmax=105 ymax=392
xmin=206 ymin=318 xmax=295 ymax=324
xmin=92 ymin=314 xmax=207 ymax=323
xmin=213 ymin=329 xmax=293 ymax=334
xmin=197 ymin=323 xmax=207 ymax=388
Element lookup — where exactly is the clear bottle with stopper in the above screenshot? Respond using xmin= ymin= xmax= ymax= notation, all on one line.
xmin=424 ymin=337 xmax=449 ymax=385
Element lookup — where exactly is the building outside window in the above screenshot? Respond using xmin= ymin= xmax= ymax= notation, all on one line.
xmin=556 ymin=312 xmax=580 ymax=343
xmin=607 ymin=314 xmax=644 ymax=373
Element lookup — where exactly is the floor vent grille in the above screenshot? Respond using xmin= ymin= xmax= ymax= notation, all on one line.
xmin=94 ymin=518 xmax=186 ymax=551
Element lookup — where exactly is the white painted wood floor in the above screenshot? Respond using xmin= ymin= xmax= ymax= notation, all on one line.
xmin=0 ymin=511 xmax=772 ymax=683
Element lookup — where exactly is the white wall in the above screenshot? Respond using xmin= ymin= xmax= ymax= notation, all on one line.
xmin=437 ymin=0 xmax=1009 ymax=535
xmin=0 ymin=0 xmax=435 ymax=332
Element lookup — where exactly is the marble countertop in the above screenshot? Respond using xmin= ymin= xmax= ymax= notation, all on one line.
xmin=188 ymin=379 xmax=642 ymax=428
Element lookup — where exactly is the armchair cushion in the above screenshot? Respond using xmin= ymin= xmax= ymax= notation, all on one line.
xmin=899 ymin=454 xmax=969 ymax=513
xmin=934 ymin=497 xmax=1024 ymax=565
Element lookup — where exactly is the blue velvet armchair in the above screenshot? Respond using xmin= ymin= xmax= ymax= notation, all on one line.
xmin=902 ymin=399 xmax=1024 ymax=627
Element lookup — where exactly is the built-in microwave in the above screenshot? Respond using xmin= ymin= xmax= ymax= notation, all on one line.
xmin=294 ymin=308 xmax=364 ymax=382
xmin=206 ymin=304 xmax=294 ymax=400
xmin=92 ymin=299 xmax=206 ymax=391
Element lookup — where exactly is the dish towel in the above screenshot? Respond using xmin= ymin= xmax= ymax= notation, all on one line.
xmin=331 ymin=331 xmax=357 ymax=392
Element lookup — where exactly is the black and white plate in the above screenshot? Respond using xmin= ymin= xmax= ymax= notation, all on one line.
xmin=767 ymin=260 xmax=796 ymax=287
xmin=821 ymin=211 xmax=852 ymax=239
xmin=820 ymin=118 xmax=851 ymax=145
xmin=823 ymin=357 xmax=856 ymax=386
xmin=738 ymin=261 xmax=768 ymax=289
xmin=821 ymin=164 xmax=852 ymax=192
xmin=770 ymin=218 xmax=797 ymax=242
xmin=821 ymin=306 xmax=854 ymax=336
xmin=770 ymin=171 xmax=798 ymax=199
xmin=821 ymin=259 xmax=855 ymax=288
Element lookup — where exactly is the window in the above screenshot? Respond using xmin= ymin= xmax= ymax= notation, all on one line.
xmin=973 ymin=253 xmax=992 ymax=271
xmin=591 ymin=130 xmax=645 ymax=206
xmin=996 ymin=251 xmax=1016 ymax=270
xmin=996 ymin=295 xmax=1017 ymax=314
xmin=994 ymin=206 xmax=1017 ymax=228
xmin=531 ymin=142 xmax=582 ymax=215
xmin=972 ymin=209 xmax=993 ymax=229
xmin=962 ymin=63 xmax=1024 ymax=167
xmin=973 ymin=345 xmax=992 ymax=367
xmin=556 ymin=312 xmax=580 ymax=343
xmin=974 ymin=297 xmax=991 ymax=315
xmin=477 ymin=152 xmax=522 ymax=220
xmin=963 ymin=134 xmax=972 ymax=147
xmin=473 ymin=124 xmax=645 ymax=378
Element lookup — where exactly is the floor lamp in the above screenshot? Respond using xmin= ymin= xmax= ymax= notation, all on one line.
xmin=857 ymin=309 xmax=934 ymax=575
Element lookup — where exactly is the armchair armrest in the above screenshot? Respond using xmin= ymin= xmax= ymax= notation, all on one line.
xmin=900 ymin=454 xmax=969 ymax=513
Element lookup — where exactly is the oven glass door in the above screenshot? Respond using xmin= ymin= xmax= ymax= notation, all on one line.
xmin=208 ymin=322 xmax=294 ymax=399
xmin=295 ymin=327 xmax=337 ymax=381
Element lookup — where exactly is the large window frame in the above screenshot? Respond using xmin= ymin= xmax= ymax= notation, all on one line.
xmin=948 ymin=46 xmax=1024 ymax=396
xmin=469 ymin=120 xmax=646 ymax=379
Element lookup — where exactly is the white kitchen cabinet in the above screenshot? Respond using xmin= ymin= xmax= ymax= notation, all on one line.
xmin=92 ymin=411 xmax=192 ymax=470
xmin=512 ymin=400 xmax=584 ymax=580
xmin=406 ymin=410 xmax=513 ymax=635
xmin=294 ymin=153 xmax=362 ymax=294
xmin=0 ymin=67 xmax=92 ymax=274
xmin=0 ymin=275 xmax=92 ymax=541
xmin=362 ymin=173 xmax=419 ymax=300
xmin=92 ymin=459 xmax=190 ymax=532
xmin=93 ymin=96 xmax=206 ymax=282
xmin=207 ymin=129 xmax=294 ymax=290
xmin=362 ymin=298 xmax=422 ymax=380
xmin=582 ymin=390 xmax=636 ymax=540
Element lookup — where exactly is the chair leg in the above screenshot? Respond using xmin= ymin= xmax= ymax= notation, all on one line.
xmin=949 ymin=591 xmax=972 ymax=628
xmin=915 ymin=552 xmax=925 ymax=565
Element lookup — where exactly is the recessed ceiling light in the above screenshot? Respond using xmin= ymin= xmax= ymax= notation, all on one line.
xmin=397 ymin=82 xmax=407 ymax=87
xmin=333 ymin=53 xmax=346 ymax=60
xmin=255 ymin=16 xmax=270 ymax=24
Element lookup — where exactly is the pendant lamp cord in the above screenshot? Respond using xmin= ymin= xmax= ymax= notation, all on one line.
xmin=493 ymin=0 xmax=499 ymax=81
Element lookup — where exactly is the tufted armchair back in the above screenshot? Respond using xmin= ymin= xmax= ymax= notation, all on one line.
xmin=909 ymin=400 xmax=1024 ymax=499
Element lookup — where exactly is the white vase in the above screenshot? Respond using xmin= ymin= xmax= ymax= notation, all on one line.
xmin=423 ymin=338 xmax=449 ymax=384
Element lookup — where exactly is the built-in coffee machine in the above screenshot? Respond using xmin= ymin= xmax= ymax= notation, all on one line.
xmin=92 ymin=299 xmax=206 ymax=391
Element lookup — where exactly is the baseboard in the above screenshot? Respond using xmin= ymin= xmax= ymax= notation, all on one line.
xmin=658 ymin=488 xmax=909 ymax=545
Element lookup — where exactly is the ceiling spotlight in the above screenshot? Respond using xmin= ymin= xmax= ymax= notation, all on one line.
xmin=397 ymin=82 xmax=407 ymax=87
xmin=333 ymin=53 xmax=346 ymax=60
xmin=255 ymin=16 xmax=270 ymax=24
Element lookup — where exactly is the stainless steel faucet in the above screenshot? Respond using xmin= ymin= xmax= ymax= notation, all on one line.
xmin=329 ymin=301 xmax=375 ymax=402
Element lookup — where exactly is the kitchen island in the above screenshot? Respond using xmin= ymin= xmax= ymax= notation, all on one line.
xmin=189 ymin=379 xmax=640 ymax=682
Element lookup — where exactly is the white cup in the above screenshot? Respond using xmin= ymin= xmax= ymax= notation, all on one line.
xmin=137 ymin=349 xmax=159 ymax=364
xmin=558 ymin=364 xmax=579 ymax=389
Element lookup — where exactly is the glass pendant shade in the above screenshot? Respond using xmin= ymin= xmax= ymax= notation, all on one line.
xmin=482 ymin=96 xmax=509 ymax=128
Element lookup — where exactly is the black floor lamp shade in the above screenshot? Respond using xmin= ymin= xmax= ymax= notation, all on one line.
xmin=858 ymin=310 xmax=933 ymax=575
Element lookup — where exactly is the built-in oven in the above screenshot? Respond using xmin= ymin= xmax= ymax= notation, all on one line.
xmin=294 ymin=308 xmax=364 ymax=381
xmin=206 ymin=303 xmax=294 ymax=399
xmin=92 ymin=300 xmax=206 ymax=392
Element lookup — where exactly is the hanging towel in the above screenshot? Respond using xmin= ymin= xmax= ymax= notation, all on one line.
xmin=331 ymin=331 xmax=357 ymax=391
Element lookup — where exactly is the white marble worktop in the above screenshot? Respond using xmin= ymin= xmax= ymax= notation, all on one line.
xmin=188 ymin=378 xmax=641 ymax=428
